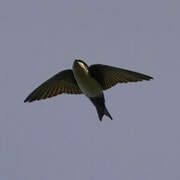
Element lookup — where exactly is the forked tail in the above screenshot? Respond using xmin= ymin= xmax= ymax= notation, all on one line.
xmin=89 ymin=94 xmax=113 ymax=121
xmin=96 ymin=104 xmax=113 ymax=121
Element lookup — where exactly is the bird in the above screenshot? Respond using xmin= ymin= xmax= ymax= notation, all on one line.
xmin=24 ymin=59 xmax=153 ymax=121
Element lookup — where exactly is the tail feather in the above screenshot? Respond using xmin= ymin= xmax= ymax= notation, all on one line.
xmin=104 ymin=107 xmax=113 ymax=120
xmin=96 ymin=105 xmax=104 ymax=121
xmin=89 ymin=94 xmax=113 ymax=121
xmin=96 ymin=105 xmax=112 ymax=121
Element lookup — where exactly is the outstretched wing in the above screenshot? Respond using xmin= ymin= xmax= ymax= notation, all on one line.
xmin=24 ymin=69 xmax=82 ymax=102
xmin=89 ymin=64 xmax=153 ymax=90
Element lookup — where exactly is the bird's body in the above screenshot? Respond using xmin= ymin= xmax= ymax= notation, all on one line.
xmin=24 ymin=59 xmax=153 ymax=121
xmin=73 ymin=60 xmax=102 ymax=97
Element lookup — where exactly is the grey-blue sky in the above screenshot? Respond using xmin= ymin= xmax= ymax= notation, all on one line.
xmin=1 ymin=0 xmax=180 ymax=179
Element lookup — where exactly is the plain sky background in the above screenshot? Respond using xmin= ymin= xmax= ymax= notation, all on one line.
xmin=1 ymin=0 xmax=180 ymax=179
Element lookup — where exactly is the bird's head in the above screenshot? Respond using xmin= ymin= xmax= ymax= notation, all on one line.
xmin=73 ymin=59 xmax=89 ymax=73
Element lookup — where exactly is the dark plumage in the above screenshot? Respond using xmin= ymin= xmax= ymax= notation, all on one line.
xmin=24 ymin=60 xmax=153 ymax=121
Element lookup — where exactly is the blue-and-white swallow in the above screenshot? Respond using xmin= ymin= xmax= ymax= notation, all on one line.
xmin=24 ymin=59 xmax=153 ymax=121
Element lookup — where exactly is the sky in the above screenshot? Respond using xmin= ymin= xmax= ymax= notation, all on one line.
xmin=1 ymin=0 xmax=180 ymax=179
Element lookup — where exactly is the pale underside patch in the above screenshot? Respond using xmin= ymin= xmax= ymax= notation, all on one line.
xmin=73 ymin=68 xmax=102 ymax=97
xmin=77 ymin=77 xmax=102 ymax=97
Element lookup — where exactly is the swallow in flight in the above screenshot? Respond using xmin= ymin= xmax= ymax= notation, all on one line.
xmin=24 ymin=59 xmax=153 ymax=121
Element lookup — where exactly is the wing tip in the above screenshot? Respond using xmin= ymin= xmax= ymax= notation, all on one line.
xmin=145 ymin=75 xmax=154 ymax=81
xmin=24 ymin=97 xmax=29 ymax=103
xmin=24 ymin=97 xmax=33 ymax=103
xmin=24 ymin=95 xmax=38 ymax=103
